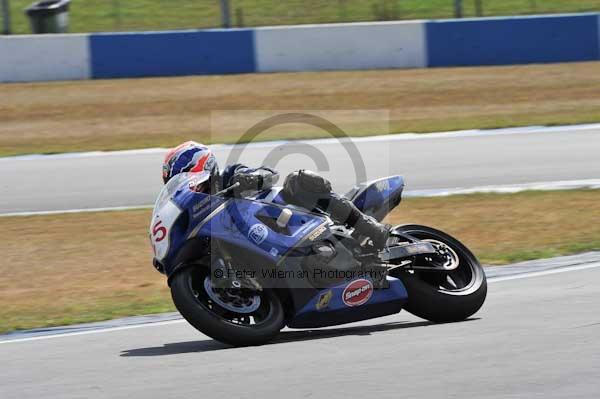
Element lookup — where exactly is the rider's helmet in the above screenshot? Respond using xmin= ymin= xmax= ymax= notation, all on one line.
xmin=162 ymin=141 xmax=218 ymax=186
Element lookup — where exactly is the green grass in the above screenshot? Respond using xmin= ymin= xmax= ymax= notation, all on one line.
xmin=3 ymin=0 xmax=600 ymax=34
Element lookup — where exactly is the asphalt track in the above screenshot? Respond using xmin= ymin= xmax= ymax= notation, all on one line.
xmin=1 ymin=124 xmax=600 ymax=214
xmin=2 ymin=252 xmax=600 ymax=398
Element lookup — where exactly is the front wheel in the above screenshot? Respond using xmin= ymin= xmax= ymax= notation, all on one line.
xmin=170 ymin=266 xmax=285 ymax=346
xmin=389 ymin=224 xmax=487 ymax=323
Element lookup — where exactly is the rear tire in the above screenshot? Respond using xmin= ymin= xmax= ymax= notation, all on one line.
xmin=170 ymin=266 xmax=285 ymax=346
xmin=390 ymin=225 xmax=487 ymax=323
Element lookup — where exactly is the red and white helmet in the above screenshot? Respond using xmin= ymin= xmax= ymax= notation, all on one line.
xmin=162 ymin=141 xmax=218 ymax=184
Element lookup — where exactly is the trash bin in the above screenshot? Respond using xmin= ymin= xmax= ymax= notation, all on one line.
xmin=25 ymin=0 xmax=70 ymax=34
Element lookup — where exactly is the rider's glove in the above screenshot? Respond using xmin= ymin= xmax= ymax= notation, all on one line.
xmin=231 ymin=173 xmax=263 ymax=193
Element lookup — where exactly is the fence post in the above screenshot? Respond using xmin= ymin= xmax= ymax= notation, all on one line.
xmin=113 ymin=0 xmax=122 ymax=30
xmin=220 ymin=0 xmax=231 ymax=28
xmin=1 ymin=0 xmax=11 ymax=35
xmin=475 ymin=0 xmax=483 ymax=17
xmin=454 ymin=0 xmax=463 ymax=18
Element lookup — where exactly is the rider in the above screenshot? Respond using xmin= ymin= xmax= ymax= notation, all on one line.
xmin=162 ymin=141 xmax=391 ymax=251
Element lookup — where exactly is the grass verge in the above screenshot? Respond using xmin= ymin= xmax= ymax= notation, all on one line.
xmin=1 ymin=189 xmax=599 ymax=333
xmin=2 ymin=62 xmax=600 ymax=157
xmin=5 ymin=0 xmax=600 ymax=34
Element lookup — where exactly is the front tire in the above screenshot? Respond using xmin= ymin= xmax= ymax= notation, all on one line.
xmin=390 ymin=224 xmax=487 ymax=323
xmin=170 ymin=266 xmax=285 ymax=346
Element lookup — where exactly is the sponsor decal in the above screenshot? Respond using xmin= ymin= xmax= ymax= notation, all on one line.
xmin=316 ymin=290 xmax=333 ymax=310
xmin=342 ymin=279 xmax=373 ymax=307
xmin=308 ymin=224 xmax=327 ymax=241
xmin=269 ymin=247 xmax=279 ymax=257
xmin=248 ymin=224 xmax=268 ymax=245
xmin=191 ymin=196 xmax=212 ymax=218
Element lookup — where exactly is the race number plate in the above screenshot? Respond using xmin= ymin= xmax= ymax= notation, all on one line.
xmin=150 ymin=200 xmax=182 ymax=261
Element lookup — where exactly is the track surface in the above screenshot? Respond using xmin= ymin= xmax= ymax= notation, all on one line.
xmin=1 ymin=124 xmax=600 ymax=213
xmin=2 ymin=255 xmax=600 ymax=398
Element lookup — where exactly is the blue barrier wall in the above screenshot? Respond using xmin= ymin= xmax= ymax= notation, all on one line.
xmin=426 ymin=14 xmax=600 ymax=67
xmin=2 ymin=13 xmax=599 ymax=82
xmin=90 ymin=29 xmax=255 ymax=79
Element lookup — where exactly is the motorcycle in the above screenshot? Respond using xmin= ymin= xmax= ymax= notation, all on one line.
xmin=150 ymin=171 xmax=486 ymax=346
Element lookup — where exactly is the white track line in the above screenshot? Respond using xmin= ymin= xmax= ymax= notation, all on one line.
xmin=487 ymin=261 xmax=600 ymax=283
xmin=3 ymin=122 xmax=600 ymax=162
xmin=1 ymin=179 xmax=599 ymax=217
xmin=0 ymin=319 xmax=186 ymax=345
xmin=0 ymin=205 xmax=153 ymax=218
xmin=404 ymin=179 xmax=600 ymax=198
xmin=2 ymin=260 xmax=600 ymax=345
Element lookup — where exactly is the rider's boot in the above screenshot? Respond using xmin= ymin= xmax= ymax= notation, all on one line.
xmin=350 ymin=211 xmax=392 ymax=251
xmin=327 ymin=194 xmax=391 ymax=251
xmin=326 ymin=195 xmax=392 ymax=288
xmin=281 ymin=170 xmax=391 ymax=249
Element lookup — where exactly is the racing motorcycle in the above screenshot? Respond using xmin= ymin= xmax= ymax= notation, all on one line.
xmin=150 ymin=172 xmax=486 ymax=346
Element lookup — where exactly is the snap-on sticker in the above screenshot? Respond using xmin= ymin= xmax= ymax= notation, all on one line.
xmin=342 ymin=279 xmax=373 ymax=307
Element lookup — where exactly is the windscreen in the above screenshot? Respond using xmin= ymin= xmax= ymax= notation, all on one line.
xmin=151 ymin=171 xmax=210 ymax=219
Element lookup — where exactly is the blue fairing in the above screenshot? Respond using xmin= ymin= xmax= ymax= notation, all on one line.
xmin=289 ymin=276 xmax=408 ymax=328
xmin=164 ymin=183 xmax=326 ymax=269
xmin=154 ymin=173 xmax=410 ymax=327
xmin=347 ymin=175 xmax=405 ymax=221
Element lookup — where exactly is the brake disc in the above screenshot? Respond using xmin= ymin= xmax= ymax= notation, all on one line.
xmin=203 ymin=276 xmax=261 ymax=314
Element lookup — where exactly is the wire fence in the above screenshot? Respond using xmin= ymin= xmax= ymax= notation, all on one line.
xmin=2 ymin=0 xmax=600 ymax=34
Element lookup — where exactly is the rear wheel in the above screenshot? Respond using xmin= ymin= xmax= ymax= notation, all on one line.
xmin=170 ymin=266 xmax=285 ymax=346
xmin=389 ymin=224 xmax=487 ymax=322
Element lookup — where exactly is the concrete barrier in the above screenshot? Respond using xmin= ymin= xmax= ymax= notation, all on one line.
xmin=426 ymin=14 xmax=600 ymax=67
xmin=0 ymin=34 xmax=89 ymax=82
xmin=0 ymin=13 xmax=599 ymax=82
xmin=89 ymin=29 xmax=255 ymax=79
xmin=254 ymin=21 xmax=427 ymax=72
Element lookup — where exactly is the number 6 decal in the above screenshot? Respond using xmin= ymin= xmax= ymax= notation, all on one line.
xmin=152 ymin=220 xmax=167 ymax=242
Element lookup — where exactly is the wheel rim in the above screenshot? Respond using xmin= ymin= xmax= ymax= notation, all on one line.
xmin=203 ymin=276 xmax=261 ymax=313
xmin=392 ymin=230 xmax=483 ymax=295
xmin=187 ymin=270 xmax=273 ymax=326
xmin=422 ymin=239 xmax=460 ymax=271
xmin=416 ymin=236 xmax=478 ymax=293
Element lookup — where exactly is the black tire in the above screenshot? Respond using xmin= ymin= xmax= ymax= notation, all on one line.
xmin=390 ymin=224 xmax=487 ymax=323
xmin=170 ymin=266 xmax=285 ymax=346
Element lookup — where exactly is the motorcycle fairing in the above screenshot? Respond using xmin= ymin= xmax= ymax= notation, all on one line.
xmin=157 ymin=174 xmax=328 ymax=274
xmin=288 ymin=277 xmax=408 ymax=328
xmin=346 ymin=175 xmax=405 ymax=221
xmin=194 ymin=198 xmax=327 ymax=264
xmin=152 ymin=173 xmax=410 ymax=323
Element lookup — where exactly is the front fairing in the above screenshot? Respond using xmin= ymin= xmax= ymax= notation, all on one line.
xmin=150 ymin=171 xmax=329 ymax=277
xmin=149 ymin=172 xmax=211 ymax=265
